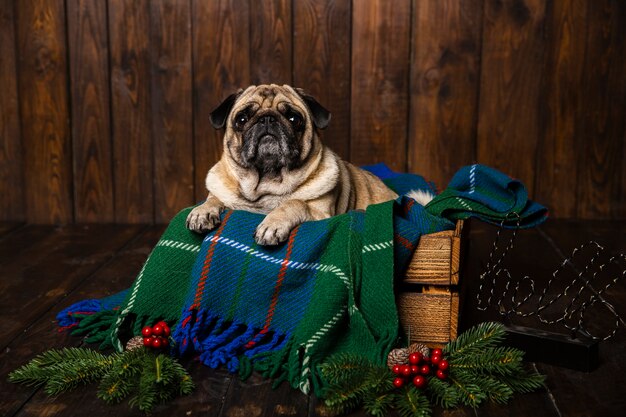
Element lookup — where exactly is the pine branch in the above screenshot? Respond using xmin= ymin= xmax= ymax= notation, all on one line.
xmin=9 ymin=348 xmax=119 ymax=394
xmin=363 ymin=391 xmax=395 ymax=417
xmin=10 ymin=345 xmax=194 ymax=413
xmin=448 ymin=375 xmax=488 ymax=408
xmin=97 ymin=348 xmax=144 ymax=404
xmin=471 ymin=375 xmax=514 ymax=405
xmin=499 ymin=370 xmax=545 ymax=394
xmin=393 ymin=386 xmax=432 ymax=417
xmin=425 ymin=377 xmax=458 ymax=408
xmin=323 ymin=357 xmax=394 ymax=416
xmin=320 ymin=352 xmax=372 ymax=384
xmin=444 ymin=322 xmax=506 ymax=359
xmin=450 ymin=346 xmax=524 ymax=376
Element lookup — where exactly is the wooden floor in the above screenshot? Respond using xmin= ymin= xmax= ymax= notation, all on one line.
xmin=0 ymin=219 xmax=624 ymax=417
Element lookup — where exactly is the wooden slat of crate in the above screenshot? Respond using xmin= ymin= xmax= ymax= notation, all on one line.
xmin=398 ymin=287 xmax=459 ymax=346
xmin=398 ymin=220 xmax=464 ymax=346
xmin=404 ymin=220 xmax=463 ymax=285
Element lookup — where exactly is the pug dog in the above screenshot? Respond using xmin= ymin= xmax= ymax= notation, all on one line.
xmin=186 ymin=84 xmax=429 ymax=245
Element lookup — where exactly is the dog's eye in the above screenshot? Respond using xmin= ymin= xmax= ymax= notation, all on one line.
xmin=287 ymin=112 xmax=303 ymax=130
xmin=234 ymin=112 xmax=248 ymax=129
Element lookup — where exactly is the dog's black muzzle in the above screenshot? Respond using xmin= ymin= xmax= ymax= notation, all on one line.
xmin=241 ymin=113 xmax=301 ymax=176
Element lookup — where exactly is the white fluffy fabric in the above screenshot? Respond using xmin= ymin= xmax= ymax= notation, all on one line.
xmin=405 ymin=189 xmax=435 ymax=206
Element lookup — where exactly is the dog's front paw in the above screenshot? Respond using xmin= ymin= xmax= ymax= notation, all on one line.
xmin=254 ymin=217 xmax=292 ymax=246
xmin=186 ymin=204 xmax=222 ymax=233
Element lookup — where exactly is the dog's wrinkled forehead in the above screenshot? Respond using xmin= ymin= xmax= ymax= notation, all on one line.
xmin=237 ymin=84 xmax=305 ymax=112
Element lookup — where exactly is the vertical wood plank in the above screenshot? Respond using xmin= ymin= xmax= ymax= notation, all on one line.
xmin=249 ymin=0 xmax=292 ymax=85
xmin=109 ymin=0 xmax=153 ymax=223
xmin=67 ymin=0 xmax=114 ymax=223
xmin=293 ymin=0 xmax=351 ymax=161
xmin=477 ymin=0 xmax=548 ymax=196
xmin=16 ymin=0 xmax=73 ymax=223
xmin=150 ymin=0 xmax=194 ymax=223
xmin=192 ymin=0 xmax=251 ymax=201
xmin=534 ymin=0 xmax=586 ymax=219
xmin=576 ymin=0 xmax=626 ymax=219
xmin=0 ymin=0 xmax=24 ymax=221
xmin=408 ymin=0 xmax=483 ymax=186
xmin=350 ymin=0 xmax=411 ymax=171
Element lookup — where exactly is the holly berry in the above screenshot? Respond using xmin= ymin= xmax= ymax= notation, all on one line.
xmin=430 ymin=355 xmax=441 ymax=366
xmin=436 ymin=369 xmax=448 ymax=380
xmin=393 ymin=377 xmax=405 ymax=388
xmin=401 ymin=365 xmax=412 ymax=377
xmin=392 ymin=364 xmax=402 ymax=375
xmin=412 ymin=375 xmax=427 ymax=389
xmin=151 ymin=337 xmax=163 ymax=349
xmin=422 ymin=356 xmax=430 ymax=364
xmin=410 ymin=365 xmax=419 ymax=375
xmin=408 ymin=352 xmax=422 ymax=365
xmin=438 ymin=359 xmax=449 ymax=371
xmin=152 ymin=324 xmax=164 ymax=336
xmin=431 ymin=348 xmax=443 ymax=357
xmin=419 ymin=364 xmax=431 ymax=375
xmin=140 ymin=321 xmax=172 ymax=350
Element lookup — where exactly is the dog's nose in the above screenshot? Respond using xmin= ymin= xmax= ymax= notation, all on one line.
xmin=260 ymin=115 xmax=276 ymax=126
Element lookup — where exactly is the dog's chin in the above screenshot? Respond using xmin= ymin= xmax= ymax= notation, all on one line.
xmin=240 ymin=133 xmax=301 ymax=176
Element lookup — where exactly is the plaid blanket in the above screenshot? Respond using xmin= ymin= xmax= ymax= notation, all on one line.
xmin=57 ymin=164 xmax=547 ymax=395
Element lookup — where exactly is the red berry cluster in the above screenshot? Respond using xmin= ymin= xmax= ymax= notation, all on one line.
xmin=391 ymin=348 xmax=449 ymax=389
xmin=141 ymin=321 xmax=171 ymax=350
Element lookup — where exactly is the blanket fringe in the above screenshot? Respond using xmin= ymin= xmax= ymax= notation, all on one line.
xmin=173 ymin=308 xmax=290 ymax=374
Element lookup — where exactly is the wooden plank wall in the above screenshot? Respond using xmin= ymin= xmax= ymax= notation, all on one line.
xmin=0 ymin=0 xmax=624 ymax=224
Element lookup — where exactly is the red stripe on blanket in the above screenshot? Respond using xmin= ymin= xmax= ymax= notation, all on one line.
xmin=191 ymin=211 xmax=232 ymax=310
xmin=245 ymin=225 xmax=300 ymax=349
xmin=394 ymin=232 xmax=415 ymax=251
xmin=403 ymin=198 xmax=415 ymax=216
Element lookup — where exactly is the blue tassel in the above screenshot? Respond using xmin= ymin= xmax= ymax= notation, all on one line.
xmin=56 ymin=299 xmax=102 ymax=328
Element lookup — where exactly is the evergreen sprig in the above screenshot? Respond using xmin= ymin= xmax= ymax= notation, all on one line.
xmin=394 ymin=386 xmax=431 ymax=417
xmin=320 ymin=322 xmax=545 ymax=416
xmin=9 ymin=346 xmax=194 ymax=413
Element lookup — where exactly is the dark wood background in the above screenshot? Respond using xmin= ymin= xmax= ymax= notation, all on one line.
xmin=0 ymin=0 xmax=624 ymax=224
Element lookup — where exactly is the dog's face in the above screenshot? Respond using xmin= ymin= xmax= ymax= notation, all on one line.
xmin=209 ymin=84 xmax=330 ymax=177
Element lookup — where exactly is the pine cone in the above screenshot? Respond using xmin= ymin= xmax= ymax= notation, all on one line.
xmin=408 ymin=342 xmax=430 ymax=357
xmin=125 ymin=336 xmax=144 ymax=351
xmin=387 ymin=348 xmax=409 ymax=369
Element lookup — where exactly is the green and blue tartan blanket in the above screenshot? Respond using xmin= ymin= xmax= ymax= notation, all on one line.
xmin=58 ymin=164 xmax=547 ymax=395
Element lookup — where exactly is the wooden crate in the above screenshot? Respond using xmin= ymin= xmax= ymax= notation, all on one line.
xmin=397 ymin=220 xmax=464 ymax=347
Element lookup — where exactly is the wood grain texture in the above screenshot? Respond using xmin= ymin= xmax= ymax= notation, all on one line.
xmin=350 ymin=0 xmax=411 ymax=171
xmin=0 ymin=0 xmax=24 ymax=221
xmin=534 ymin=0 xmax=586 ymax=219
xmin=67 ymin=0 xmax=114 ymax=223
xmin=151 ymin=0 xmax=194 ymax=222
xmin=16 ymin=0 xmax=73 ymax=223
xmin=0 ymin=226 xmax=157 ymax=417
xmin=398 ymin=289 xmax=457 ymax=345
xmin=249 ymin=0 xmax=292 ymax=85
xmin=192 ymin=0 xmax=251 ymax=201
xmin=477 ymin=0 xmax=548 ymax=196
xmin=404 ymin=221 xmax=463 ymax=285
xmin=576 ymin=0 xmax=626 ymax=219
xmin=293 ymin=0 xmax=351 ymax=160
xmin=109 ymin=0 xmax=153 ymax=223
xmin=408 ymin=0 xmax=483 ymax=186
xmin=0 ymin=224 xmax=143 ymax=349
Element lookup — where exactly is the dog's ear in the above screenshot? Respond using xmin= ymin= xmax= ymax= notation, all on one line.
xmin=209 ymin=90 xmax=242 ymax=129
xmin=295 ymin=88 xmax=331 ymax=130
